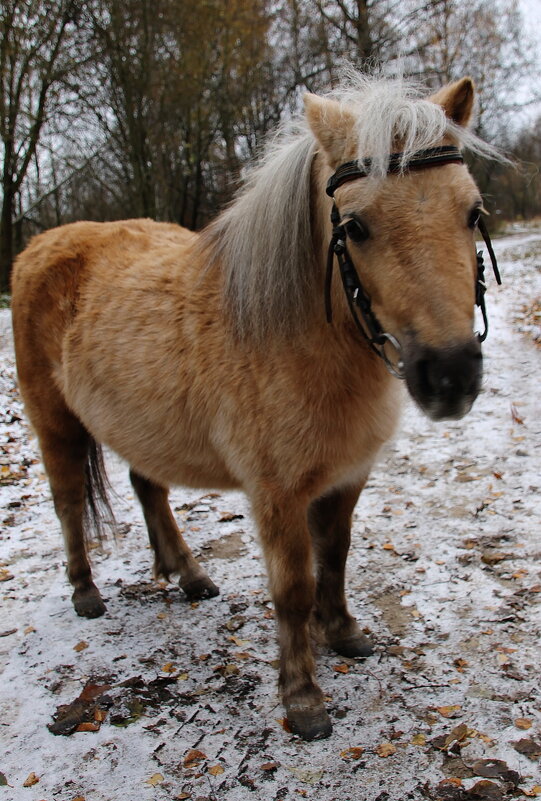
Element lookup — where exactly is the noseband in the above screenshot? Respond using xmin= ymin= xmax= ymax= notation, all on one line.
xmin=325 ymin=145 xmax=502 ymax=379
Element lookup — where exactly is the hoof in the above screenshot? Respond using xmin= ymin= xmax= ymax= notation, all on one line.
xmin=330 ymin=633 xmax=374 ymax=659
xmin=286 ymin=705 xmax=333 ymax=741
xmin=181 ymin=576 xmax=220 ymax=601
xmin=72 ymin=587 xmax=106 ymax=618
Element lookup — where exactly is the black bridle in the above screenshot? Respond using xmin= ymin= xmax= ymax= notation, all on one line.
xmin=325 ymin=145 xmax=502 ymax=379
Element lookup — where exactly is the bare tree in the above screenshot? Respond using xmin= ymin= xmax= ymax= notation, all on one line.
xmin=0 ymin=0 xmax=80 ymax=290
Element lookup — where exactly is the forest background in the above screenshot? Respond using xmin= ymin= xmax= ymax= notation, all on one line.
xmin=1 ymin=0 xmax=540 ymax=292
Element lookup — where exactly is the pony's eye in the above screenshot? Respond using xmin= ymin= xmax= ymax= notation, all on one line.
xmin=344 ymin=218 xmax=369 ymax=243
xmin=468 ymin=207 xmax=481 ymax=229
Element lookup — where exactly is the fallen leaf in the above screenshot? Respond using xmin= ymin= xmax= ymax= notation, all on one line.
xmin=439 ymin=778 xmax=463 ymax=787
xmin=76 ymin=721 xmax=100 ymax=732
xmin=481 ymin=551 xmax=512 ymax=566
xmin=23 ymin=626 xmax=35 ymax=635
xmin=444 ymin=723 xmax=470 ymax=748
xmin=410 ymin=733 xmax=426 ymax=746
xmin=0 ymin=773 xmax=8 ymax=787
xmin=260 ymin=762 xmax=280 ymax=772
xmin=382 ymin=542 xmax=395 ymax=551
xmin=436 ymin=705 xmax=462 ymax=718
xmin=0 ymin=569 xmax=14 ymax=582
xmin=219 ymin=512 xmax=244 ymax=522
xmin=145 ymin=773 xmax=164 ymax=786
xmin=286 ymin=767 xmax=324 ymax=784
xmin=467 ymin=779 xmax=503 ymax=800
xmin=471 ymin=758 xmax=519 ymax=784
xmin=278 ymin=717 xmax=292 ymax=733
xmin=510 ymin=403 xmax=524 ymax=424
xmin=513 ymin=738 xmax=541 ymax=759
xmin=340 ymin=746 xmax=364 ymax=760
xmin=208 ymin=765 xmax=224 ymax=776
xmin=73 ymin=641 xmax=88 ymax=652
xmin=23 ymin=772 xmax=39 ymax=787
xmin=375 ymin=742 xmax=396 ymax=758
xmin=515 ymin=718 xmax=532 ymax=730
xmin=523 ymin=786 xmax=541 ymax=797
xmin=175 ymin=794 xmax=191 ymax=800
xmin=183 ymin=749 xmax=207 ymax=768
xmin=161 ymin=662 xmax=176 ymax=673
xmin=454 ymin=658 xmax=469 ymax=672
xmin=333 ymin=663 xmax=349 ymax=674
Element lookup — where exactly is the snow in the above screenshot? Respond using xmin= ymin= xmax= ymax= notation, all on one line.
xmin=1 ymin=228 xmax=540 ymax=801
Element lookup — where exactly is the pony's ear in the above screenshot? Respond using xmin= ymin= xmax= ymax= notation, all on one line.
xmin=304 ymin=93 xmax=357 ymax=166
xmin=429 ymin=77 xmax=475 ymax=127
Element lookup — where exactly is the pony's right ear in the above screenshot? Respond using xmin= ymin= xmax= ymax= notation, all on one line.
xmin=304 ymin=94 xmax=357 ymax=167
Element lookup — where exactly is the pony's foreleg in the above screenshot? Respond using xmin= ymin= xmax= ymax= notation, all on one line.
xmin=129 ymin=470 xmax=219 ymax=600
xmin=40 ymin=423 xmax=106 ymax=618
xmin=308 ymin=483 xmax=374 ymax=658
xmin=253 ymin=493 xmax=332 ymax=741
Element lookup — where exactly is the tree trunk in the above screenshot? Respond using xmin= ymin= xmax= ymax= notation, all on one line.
xmin=0 ymin=182 xmax=15 ymax=293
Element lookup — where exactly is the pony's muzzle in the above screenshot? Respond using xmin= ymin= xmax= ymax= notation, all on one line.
xmin=404 ymin=338 xmax=483 ymax=421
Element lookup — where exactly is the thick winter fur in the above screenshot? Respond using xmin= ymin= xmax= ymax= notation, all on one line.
xmin=11 ymin=72 xmax=502 ymax=740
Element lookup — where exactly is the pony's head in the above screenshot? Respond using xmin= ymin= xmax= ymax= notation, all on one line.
xmin=305 ymin=76 xmax=496 ymax=421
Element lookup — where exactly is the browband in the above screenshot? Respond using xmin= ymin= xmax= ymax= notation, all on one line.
xmin=326 ymin=145 xmax=464 ymax=197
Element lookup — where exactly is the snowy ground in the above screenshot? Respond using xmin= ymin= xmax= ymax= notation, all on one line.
xmin=0 ymin=227 xmax=540 ymax=801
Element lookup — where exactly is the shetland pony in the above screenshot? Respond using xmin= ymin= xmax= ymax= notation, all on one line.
xmin=11 ymin=73 xmax=501 ymax=740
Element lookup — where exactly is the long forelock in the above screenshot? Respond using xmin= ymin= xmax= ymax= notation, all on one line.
xmin=332 ymin=72 xmax=504 ymax=175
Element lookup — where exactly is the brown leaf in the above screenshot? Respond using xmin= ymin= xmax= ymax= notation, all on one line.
xmin=76 ymin=721 xmax=100 ymax=732
xmin=260 ymin=762 xmax=280 ymax=772
xmin=513 ymin=737 xmax=541 ymax=759
xmin=375 ymin=742 xmax=396 ymax=758
xmin=79 ymin=682 xmax=111 ymax=702
xmin=470 ymin=758 xmax=519 ymax=785
xmin=510 ymin=403 xmax=524 ymax=424
xmin=522 ymin=786 xmax=541 ymax=797
xmin=22 ymin=772 xmax=39 ymax=787
xmin=444 ymin=723 xmax=470 ymax=748
xmin=333 ymin=663 xmax=350 ymax=674
xmin=208 ymin=765 xmax=224 ymax=776
xmin=219 ymin=512 xmax=244 ymax=522
xmin=436 ymin=705 xmax=462 ymax=718
xmin=514 ymin=717 xmax=532 ymax=730
xmin=481 ymin=551 xmax=512 ymax=566
xmin=466 ymin=779 xmax=503 ymax=800
xmin=183 ymin=749 xmax=207 ymax=768
xmin=277 ymin=717 xmax=292 ymax=733
xmin=340 ymin=746 xmax=364 ymax=760
xmin=144 ymin=773 xmax=164 ymax=786
xmin=73 ymin=640 xmax=89 ymax=652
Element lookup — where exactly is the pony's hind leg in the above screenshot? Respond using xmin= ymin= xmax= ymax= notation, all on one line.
xmin=129 ymin=470 xmax=219 ymax=600
xmin=308 ymin=482 xmax=373 ymax=658
xmin=39 ymin=417 xmax=106 ymax=618
xmin=253 ymin=492 xmax=332 ymax=741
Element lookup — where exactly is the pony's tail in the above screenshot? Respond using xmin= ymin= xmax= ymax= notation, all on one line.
xmin=83 ymin=438 xmax=116 ymax=541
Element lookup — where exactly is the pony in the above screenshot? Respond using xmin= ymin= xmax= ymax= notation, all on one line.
xmin=11 ymin=72 xmax=502 ymax=741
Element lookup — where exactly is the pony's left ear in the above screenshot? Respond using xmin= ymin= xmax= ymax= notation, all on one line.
xmin=429 ymin=77 xmax=475 ymax=127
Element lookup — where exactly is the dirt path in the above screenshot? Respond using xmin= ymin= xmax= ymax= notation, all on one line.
xmin=0 ymin=229 xmax=540 ymax=801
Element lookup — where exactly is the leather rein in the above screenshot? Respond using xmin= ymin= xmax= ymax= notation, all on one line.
xmin=324 ymin=145 xmax=502 ymax=379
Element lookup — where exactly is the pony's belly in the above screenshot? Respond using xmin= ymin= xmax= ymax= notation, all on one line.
xmin=62 ymin=377 xmax=239 ymax=490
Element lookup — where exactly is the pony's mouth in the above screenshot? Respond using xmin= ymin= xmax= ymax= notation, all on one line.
xmin=403 ymin=337 xmax=483 ymax=421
